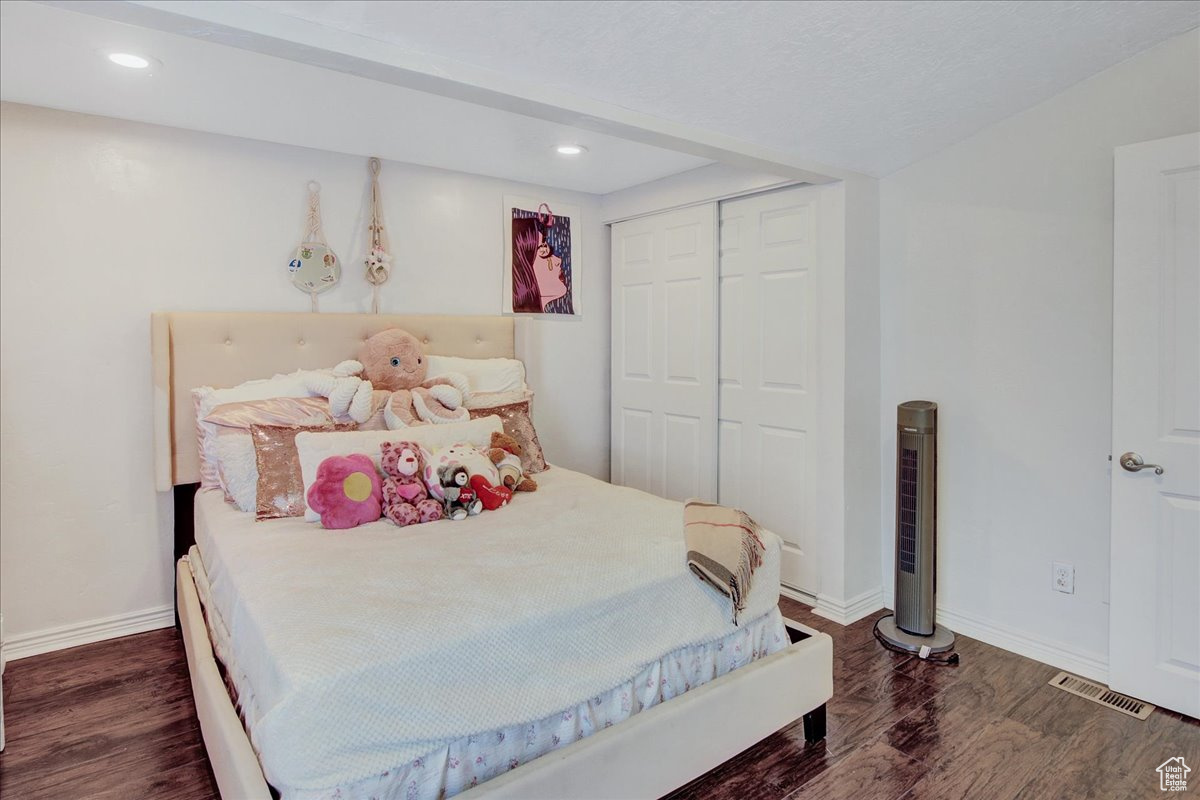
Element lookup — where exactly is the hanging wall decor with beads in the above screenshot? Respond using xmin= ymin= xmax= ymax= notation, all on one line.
xmin=289 ymin=180 xmax=340 ymax=310
xmin=363 ymin=157 xmax=392 ymax=314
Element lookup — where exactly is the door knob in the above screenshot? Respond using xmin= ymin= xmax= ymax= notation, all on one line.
xmin=1120 ymin=452 xmax=1164 ymax=475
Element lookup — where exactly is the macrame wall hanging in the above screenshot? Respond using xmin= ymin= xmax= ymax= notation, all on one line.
xmin=288 ymin=180 xmax=341 ymax=311
xmin=363 ymin=157 xmax=392 ymax=313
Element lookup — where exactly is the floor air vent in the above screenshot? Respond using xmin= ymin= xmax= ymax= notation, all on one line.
xmin=1048 ymin=672 xmax=1155 ymax=719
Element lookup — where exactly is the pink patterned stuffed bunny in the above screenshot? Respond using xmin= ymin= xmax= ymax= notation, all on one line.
xmin=380 ymin=441 xmax=444 ymax=526
xmin=306 ymin=454 xmax=382 ymax=530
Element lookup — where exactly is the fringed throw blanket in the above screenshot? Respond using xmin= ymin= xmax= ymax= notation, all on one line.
xmin=684 ymin=500 xmax=765 ymax=624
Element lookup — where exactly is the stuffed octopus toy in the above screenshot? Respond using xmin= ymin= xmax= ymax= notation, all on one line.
xmin=303 ymin=328 xmax=470 ymax=429
xmin=380 ymin=441 xmax=443 ymax=526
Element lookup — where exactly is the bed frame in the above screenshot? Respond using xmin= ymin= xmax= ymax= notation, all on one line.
xmin=154 ymin=311 xmax=833 ymax=800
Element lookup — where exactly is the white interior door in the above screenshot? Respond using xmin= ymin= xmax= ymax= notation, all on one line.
xmin=611 ymin=204 xmax=717 ymax=502
xmin=718 ymin=186 xmax=820 ymax=593
xmin=1110 ymin=132 xmax=1200 ymax=717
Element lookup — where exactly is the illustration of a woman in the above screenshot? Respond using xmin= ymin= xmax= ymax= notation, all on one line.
xmin=512 ymin=216 xmax=570 ymax=313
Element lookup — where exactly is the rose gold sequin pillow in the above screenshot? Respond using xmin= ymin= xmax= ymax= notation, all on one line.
xmin=252 ymin=422 xmax=356 ymax=520
xmin=467 ymin=391 xmax=548 ymax=474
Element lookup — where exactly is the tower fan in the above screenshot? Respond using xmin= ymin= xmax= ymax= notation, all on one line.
xmin=875 ymin=401 xmax=957 ymax=662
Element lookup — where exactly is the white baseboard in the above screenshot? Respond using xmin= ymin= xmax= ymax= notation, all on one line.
xmin=787 ymin=586 xmax=1108 ymax=682
xmin=2 ymin=605 xmax=175 ymax=662
xmin=934 ymin=606 xmax=1108 ymax=684
xmin=780 ymin=584 xmax=889 ymax=628
xmin=812 ymin=587 xmax=886 ymax=626
xmin=779 ymin=584 xmax=818 ymax=608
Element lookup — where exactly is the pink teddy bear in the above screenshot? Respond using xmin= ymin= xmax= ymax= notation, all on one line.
xmin=380 ymin=441 xmax=444 ymax=526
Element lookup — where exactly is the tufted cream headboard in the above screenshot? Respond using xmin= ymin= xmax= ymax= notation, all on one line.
xmin=152 ymin=311 xmax=515 ymax=491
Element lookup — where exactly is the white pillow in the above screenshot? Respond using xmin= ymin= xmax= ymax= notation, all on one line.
xmin=295 ymin=415 xmax=504 ymax=521
xmin=194 ymin=370 xmax=311 ymax=409
xmin=426 ymin=355 xmax=527 ymax=394
xmin=192 ymin=370 xmax=312 ymax=488
xmin=214 ymin=433 xmax=258 ymax=512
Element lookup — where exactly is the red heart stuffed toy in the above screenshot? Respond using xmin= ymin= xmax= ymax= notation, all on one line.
xmin=470 ymin=474 xmax=512 ymax=511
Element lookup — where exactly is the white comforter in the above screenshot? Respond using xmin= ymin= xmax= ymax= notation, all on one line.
xmin=195 ymin=467 xmax=782 ymax=795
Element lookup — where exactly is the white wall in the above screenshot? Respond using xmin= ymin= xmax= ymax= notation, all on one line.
xmin=0 ymin=102 xmax=611 ymax=653
xmin=841 ymin=176 xmax=883 ymax=607
xmin=880 ymin=30 xmax=1200 ymax=679
xmin=810 ymin=177 xmax=883 ymax=623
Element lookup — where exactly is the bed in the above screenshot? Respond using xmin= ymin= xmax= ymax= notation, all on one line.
xmin=154 ymin=311 xmax=833 ymax=800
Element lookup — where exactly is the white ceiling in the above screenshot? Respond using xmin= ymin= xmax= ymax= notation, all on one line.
xmin=0 ymin=2 xmax=710 ymax=194
xmin=242 ymin=0 xmax=1200 ymax=176
xmin=4 ymin=1 xmax=1197 ymax=190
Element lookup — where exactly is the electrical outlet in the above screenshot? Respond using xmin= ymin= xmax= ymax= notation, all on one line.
xmin=1053 ymin=562 xmax=1074 ymax=594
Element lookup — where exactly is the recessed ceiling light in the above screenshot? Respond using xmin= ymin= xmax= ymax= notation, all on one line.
xmin=556 ymin=144 xmax=587 ymax=156
xmin=107 ymin=52 xmax=151 ymax=69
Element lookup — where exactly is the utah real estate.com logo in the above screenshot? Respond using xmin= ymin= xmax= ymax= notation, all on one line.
xmin=1157 ymin=757 xmax=1190 ymax=792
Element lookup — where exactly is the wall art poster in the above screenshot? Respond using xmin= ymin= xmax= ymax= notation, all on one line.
xmin=503 ymin=195 xmax=580 ymax=316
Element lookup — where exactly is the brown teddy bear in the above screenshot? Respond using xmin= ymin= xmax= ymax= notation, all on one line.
xmin=438 ymin=464 xmax=482 ymax=519
xmin=487 ymin=431 xmax=537 ymax=492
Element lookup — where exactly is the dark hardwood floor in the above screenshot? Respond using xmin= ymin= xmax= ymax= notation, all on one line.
xmin=1 ymin=600 xmax=1195 ymax=799
xmin=672 ymin=600 xmax=1200 ymax=800
xmin=0 ymin=628 xmax=219 ymax=800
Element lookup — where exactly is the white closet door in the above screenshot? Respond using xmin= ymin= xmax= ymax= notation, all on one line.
xmin=718 ymin=186 xmax=820 ymax=593
xmin=611 ymin=204 xmax=717 ymax=502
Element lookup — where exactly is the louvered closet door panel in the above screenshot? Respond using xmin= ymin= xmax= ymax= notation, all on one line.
xmin=719 ymin=186 xmax=820 ymax=593
xmin=611 ymin=205 xmax=717 ymax=502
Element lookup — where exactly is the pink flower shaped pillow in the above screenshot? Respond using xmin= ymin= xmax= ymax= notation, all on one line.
xmin=306 ymin=454 xmax=382 ymax=529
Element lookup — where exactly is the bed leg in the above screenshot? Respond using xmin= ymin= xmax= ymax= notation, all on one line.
xmin=802 ymin=703 xmax=826 ymax=743
xmin=173 ymin=483 xmax=200 ymax=630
